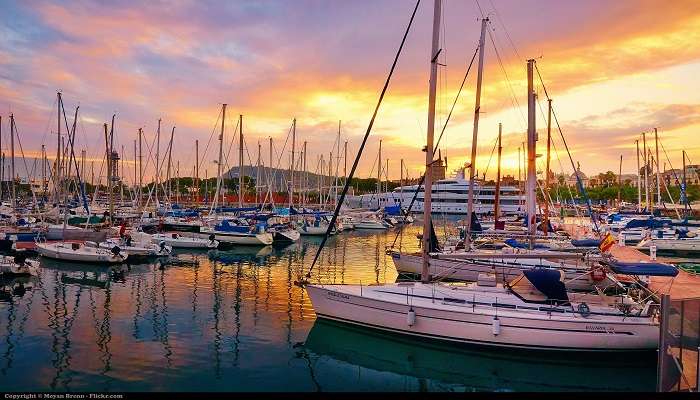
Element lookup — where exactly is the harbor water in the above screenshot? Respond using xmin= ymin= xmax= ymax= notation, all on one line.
xmin=0 ymin=227 xmax=657 ymax=392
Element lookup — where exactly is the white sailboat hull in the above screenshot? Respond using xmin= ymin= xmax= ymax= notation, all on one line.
xmin=297 ymin=225 xmax=336 ymax=236
xmin=151 ymin=233 xmax=219 ymax=249
xmin=36 ymin=242 xmax=127 ymax=263
xmin=193 ymin=230 xmax=273 ymax=246
xmin=306 ymin=283 xmax=658 ymax=351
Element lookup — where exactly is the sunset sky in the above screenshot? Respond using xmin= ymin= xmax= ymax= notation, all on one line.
xmin=1 ymin=0 xmax=699 ymax=184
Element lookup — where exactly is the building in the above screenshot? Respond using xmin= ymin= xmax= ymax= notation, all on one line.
xmin=566 ymin=166 xmax=589 ymax=188
xmin=662 ymin=165 xmax=700 ymax=186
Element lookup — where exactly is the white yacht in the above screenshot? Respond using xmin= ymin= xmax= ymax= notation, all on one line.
xmin=347 ymin=170 xmax=524 ymax=215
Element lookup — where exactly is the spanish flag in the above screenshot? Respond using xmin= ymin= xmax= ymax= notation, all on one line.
xmin=599 ymin=232 xmax=616 ymax=253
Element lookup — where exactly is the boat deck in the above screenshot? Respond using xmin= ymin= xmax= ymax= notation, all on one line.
xmin=610 ymin=244 xmax=700 ymax=300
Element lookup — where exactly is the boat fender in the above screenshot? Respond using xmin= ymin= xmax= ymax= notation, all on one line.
xmin=111 ymin=246 xmax=122 ymax=256
xmin=577 ymin=303 xmax=591 ymax=318
xmin=591 ymin=268 xmax=606 ymax=281
xmin=407 ymin=308 xmax=416 ymax=326
xmin=492 ymin=316 xmax=500 ymax=336
xmin=649 ymin=245 xmax=657 ymax=261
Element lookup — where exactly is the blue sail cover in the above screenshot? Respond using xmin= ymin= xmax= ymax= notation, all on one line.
xmin=624 ymin=218 xmax=670 ymax=229
xmin=384 ymin=205 xmax=402 ymax=216
xmin=504 ymin=238 xmax=548 ymax=249
xmin=523 ymin=269 xmax=569 ymax=302
xmin=571 ymin=238 xmax=601 ymax=247
xmin=215 ymin=206 xmax=259 ymax=213
xmin=214 ymin=220 xmax=252 ymax=233
xmin=608 ymin=261 xmax=678 ymax=277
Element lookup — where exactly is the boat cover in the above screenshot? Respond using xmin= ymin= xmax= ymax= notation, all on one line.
xmin=608 ymin=261 xmax=678 ymax=277
xmin=384 ymin=205 xmax=403 ymax=216
xmin=523 ymin=269 xmax=569 ymax=302
xmin=214 ymin=220 xmax=252 ymax=233
xmin=571 ymin=238 xmax=600 ymax=247
xmin=503 ymin=238 xmax=548 ymax=249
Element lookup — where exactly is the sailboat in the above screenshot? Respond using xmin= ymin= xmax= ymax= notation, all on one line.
xmin=36 ymin=97 xmax=128 ymax=264
xmin=305 ymin=2 xmax=659 ymax=351
xmin=151 ymin=232 xmax=219 ymax=249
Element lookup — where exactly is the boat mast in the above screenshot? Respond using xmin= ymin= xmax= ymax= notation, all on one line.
xmin=618 ymin=155 xmax=622 ymax=207
xmin=682 ymin=150 xmax=688 ymax=217
xmin=421 ymin=0 xmax=441 ymax=283
xmin=268 ymin=137 xmax=273 ymax=207
xmin=303 ymin=141 xmax=308 ymax=208
xmin=10 ymin=114 xmax=16 ymax=209
xmin=155 ymin=118 xmax=161 ymax=207
xmin=0 ymin=116 xmax=3 ymax=202
xmin=138 ymin=128 xmax=143 ymax=210
xmin=494 ymin=123 xmax=503 ymax=224
xmin=465 ymin=17 xmax=488 ymax=246
xmin=166 ymin=126 xmax=175 ymax=204
xmin=654 ymin=127 xmax=661 ymax=206
xmin=636 ymin=140 xmax=641 ymax=212
xmin=56 ymin=92 xmax=62 ymax=205
xmin=256 ymin=140 xmax=261 ymax=206
xmin=290 ymin=117 xmax=296 ymax=209
xmin=377 ymin=139 xmax=382 ymax=205
xmin=526 ymin=59 xmax=538 ymax=249
xmin=194 ymin=139 xmax=198 ymax=204
xmin=239 ymin=114 xmax=244 ymax=208
xmin=400 ymin=159 xmax=404 ymax=206
xmin=642 ymin=131 xmax=649 ymax=211
xmin=543 ymin=98 xmax=552 ymax=235
xmin=212 ymin=104 xmax=226 ymax=219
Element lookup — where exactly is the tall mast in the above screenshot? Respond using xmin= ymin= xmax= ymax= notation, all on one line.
xmin=543 ymin=98 xmax=552 ymax=235
xmin=636 ymin=140 xmax=641 ymax=211
xmin=344 ymin=140 xmax=348 ymax=184
xmin=526 ymin=59 xmax=538 ymax=248
xmin=465 ymin=17 xmax=489 ymax=245
xmin=494 ymin=123 xmax=503 ymax=223
xmin=290 ymin=117 xmax=296 ymax=209
xmin=194 ymin=139 xmax=199 ymax=203
xmin=269 ymin=137 xmax=273 ymax=203
xmin=377 ymin=139 xmax=382 ymax=201
xmin=256 ymin=140 xmax=261 ymax=205
xmin=166 ymin=126 xmax=175 ymax=203
xmin=138 ymin=128 xmax=143 ymax=210
xmin=103 ymin=123 xmax=111 ymax=224
xmin=421 ymin=0 xmax=441 ymax=283
xmin=642 ymin=131 xmax=649 ymax=210
xmin=517 ymin=146 xmax=521 ymax=209
xmin=0 ymin=117 xmax=2 ymax=202
xmin=133 ymin=139 xmax=137 ymax=205
xmin=176 ymin=161 xmax=180 ymax=204
xmin=42 ymin=145 xmax=47 ymax=200
xmin=155 ymin=118 xmax=161 ymax=206
xmin=654 ymin=127 xmax=661 ymax=206
xmin=682 ymin=150 xmax=688 ymax=216
xmin=212 ymin=104 xmax=226 ymax=218
xmin=10 ymin=114 xmax=16 ymax=208
xmin=239 ymin=114 xmax=244 ymax=208
xmin=56 ymin=92 xmax=62 ymax=205
xmin=303 ymin=141 xmax=308 ymax=208
xmin=618 ymin=155 xmax=622 ymax=206
xmin=121 ymin=144 xmax=125 ymax=205
xmin=400 ymin=159 xmax=404 ymax=205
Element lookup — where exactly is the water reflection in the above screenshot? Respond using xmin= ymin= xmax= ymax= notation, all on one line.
xmin=303 ymin=320 xmax=656 ymax=392
xmin=0 ymin=228 xmax=657 ymax=392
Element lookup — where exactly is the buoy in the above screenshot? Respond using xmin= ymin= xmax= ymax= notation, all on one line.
xmin=407 ymin=308 xmax=416 ymax=326
xmin=492 ymin=316 xmax=501 ymax=336
xmin=619 ymin=234 xmax=625 ymax=247
xmin=650 ymin=245 xmax=657 ymax=260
